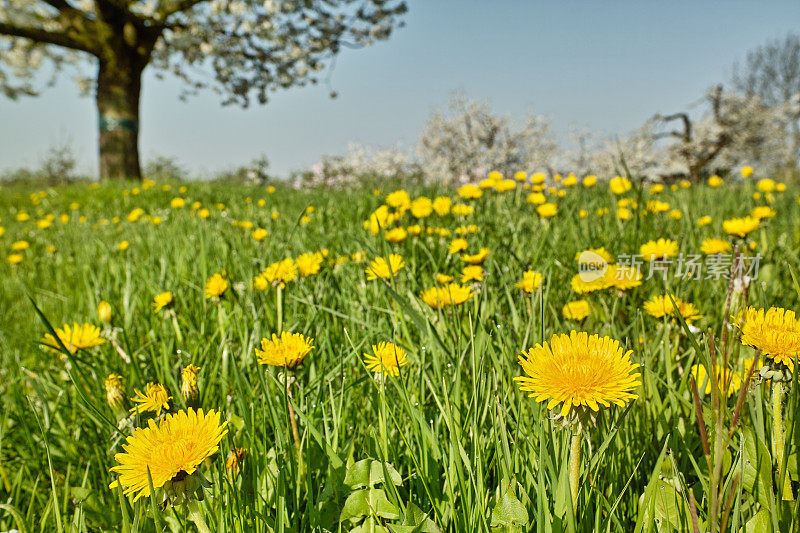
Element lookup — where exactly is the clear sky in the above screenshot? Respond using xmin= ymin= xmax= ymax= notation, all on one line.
xmin=1 ymin=0 xmax=799 ymax=177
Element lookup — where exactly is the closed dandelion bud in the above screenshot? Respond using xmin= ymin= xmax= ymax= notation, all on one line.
xmin=105 ymin=373 xmax=125 ymax=407
xmin=98 ymin=301 xmax=112 ymax=324
xmin=226 ymin=448 xmax=247 ymax=474
xmin=181 ymin=364 xmax=200 ymax=400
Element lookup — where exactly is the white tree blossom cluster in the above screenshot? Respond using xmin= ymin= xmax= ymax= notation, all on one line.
xmin=297 ymin=86 xmax=799 ymax=187
xmin=294 ymin=142 xmax=416 ymax=188
xmin=417 ymin=93 xmax=558 ymax=184
xmin=0 ymin=0 xmax=407 ymax=105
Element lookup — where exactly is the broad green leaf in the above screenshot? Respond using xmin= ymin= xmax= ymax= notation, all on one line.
xmin=741 ymin=428 xmax=774 ymax=509
xmin=745 ymin=508 xmax=772 ymax=533
xmin=369 ymin=460 xmax=402 ymax=487
xmin=344 ymin=459 xmax=372 ymax=489
xmin=490 ymin=485 xmax=529 ymax=529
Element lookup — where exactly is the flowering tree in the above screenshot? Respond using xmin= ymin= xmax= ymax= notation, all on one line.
xmin=653 ymin=85 xmax=794 ymax=181
xmin=0 ymin=0 xmax=407 ymax=180
xmin=418 ymin=93 xmax=557 ymax=183
xmin=733 ymin=33 xmax=800 ymax=172
xmin=586 ymin=119 xmax=663 ymax=181
xmin=294 ymin=142 xmax=416 ymax=188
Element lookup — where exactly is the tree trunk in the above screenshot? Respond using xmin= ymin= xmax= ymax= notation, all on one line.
xmin=96 ymin=55 xmax=144 ymax=181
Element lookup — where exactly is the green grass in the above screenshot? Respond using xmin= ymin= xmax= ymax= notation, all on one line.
xmin=0 ymin=175 xmax=798 ymax=532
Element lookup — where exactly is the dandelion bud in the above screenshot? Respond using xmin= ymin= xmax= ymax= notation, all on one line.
xmin=105 ymin=373 xmax=125 ymax=407
xmin=226 ymin=448 xmax=247 ymax=474
xmin=98 ymin=301 xmax=112 ymax=323
xmin=181 ymin=364 xmax=200 ymax=400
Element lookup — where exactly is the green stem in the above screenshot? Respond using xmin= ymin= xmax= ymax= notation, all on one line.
xmin=218 ymin=305 xmax=228 ymax=379
xmin=771 ymin=382 xmax=794 ymax=501
xmin=569 ymin=426 xmax=581 ymax=512
xmin=187 ymin=499 xmax=212 ymax=533
xmin=276 ymin=284 xmax=283 ymax=333
xmin=170 ymin=310 xmax=183 ymax=343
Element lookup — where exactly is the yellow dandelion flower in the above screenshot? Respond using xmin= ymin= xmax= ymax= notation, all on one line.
xmin=723 ymin=216 xmax=759 ymax=238
xmin=385 ymin=227 xmax=408 ymax=243
xmin=750 ymin=206 xmax=776 ymax=220
xmin=691 ymin=364 xmax=741 ymax=397
xmin=609 ymin=176 xmax=632 ymax=195
xmin=697 ymin=215 xmax=712 ymax=227
xmin=252 ymin=228 xmax=268 ymax=241
xmin=515 ymin=270 xmax=543 ymax=293
xmin=527 ymin=192 xmax=546 ymax=205
xmin=129 ymin=383 xmax=171 ymax=416
xmin=410 ymin=197 xmax=433 ymax=218
xmin=435 ymin=273 xmax=454 ymax=284
xmin=605 ymin=265 xmax=642 ymax=290
xmin=255 ymin=332 xmax=314 ymax=368
xmin=109 ymin=408 xmax=227 ymax=501
xmin=536 ymin=203 xmax=558 ymax=218
xmin=365 ymin=254 xmax=405 ymax=280
xmin=700 ymin=238 xmax=732 ymax=255
xmin=451 ymin=204 xmax=475 ymax=216
xmin=153 ymin=291 xmax=174 ymax=313
xmin=639 ymin=238 xmax=678 ymax=261
xmin=386 ymin=190 xmax=411 ymax=211
xmin=295 ymin=252 xmax=323 ymax=277
xmin=205 ymin=272 xmax=228 ymax=299
xmin=259 ymin=258 xmax=297 ymax=288
xmin=756 ymin=178 xmax=775 ymax=192
xmin=460 ymin=265 xmax=485 ymax=283
xmin=646 ymin=200 xmax=669 ymax=213
xmin=419 ymin=283 xmax=473 ymax=309
xmin=457 ymin=184 xmax=483 ymax=200
xmin=7 ymin=254 xmax=23 ymax=264
xmin=460 ymin=247 xmax=490 ymax=265
xmin=42 ymin=323 xmax=105 ymax=354
xmin=364 ymin=342 xmax=408 ymax=377
xmin=494 ymin=179 xmax=516 ymax=192
xmin=739 ymin=306 xmax=800 ymax=371
xmin=570 ymin=273 xmax=609 ymax=294
xmin=562 ymin=300 xmax=590 ymax=321
xmin=515 ymin=331 xmax=640 ymax=417
xmin=575 ymin=247 xmax=614 ymax=264
xmin=617 ymin=207 xmax=633 ymax=220
xmin=432 ymin=196 xmax=452 ymax=215
xmin=448 ymin=238 xmax=468 ymax=254
xmin=643 ymin=295 xmax=701 ymax=323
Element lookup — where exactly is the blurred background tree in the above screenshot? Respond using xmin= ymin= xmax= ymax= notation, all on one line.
xmin=0 ymin=0 xmax=407 ymax=181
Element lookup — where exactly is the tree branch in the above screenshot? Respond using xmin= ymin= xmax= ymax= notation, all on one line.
xmin=0 ymin=20 xmax=96 ymax=54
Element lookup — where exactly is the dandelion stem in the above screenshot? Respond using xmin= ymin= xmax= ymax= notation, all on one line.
xmin=569 ymin=425 xmax=581 ymax=512
xmin=187 ymin=499 xmax=212 ymax=533
xmin=286 ymin=378 xmax=303 ymax=469
xmin=276 ymin=284 xmax=283 ymax=333
xmin=771 ymin=382 xmax=794 ymax=501
xmin=170 ymin=311 xmax=183 ymax=343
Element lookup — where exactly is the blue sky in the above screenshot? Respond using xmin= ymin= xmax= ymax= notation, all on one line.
xmin=1 ymin=0 xmax=799 ymax=177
